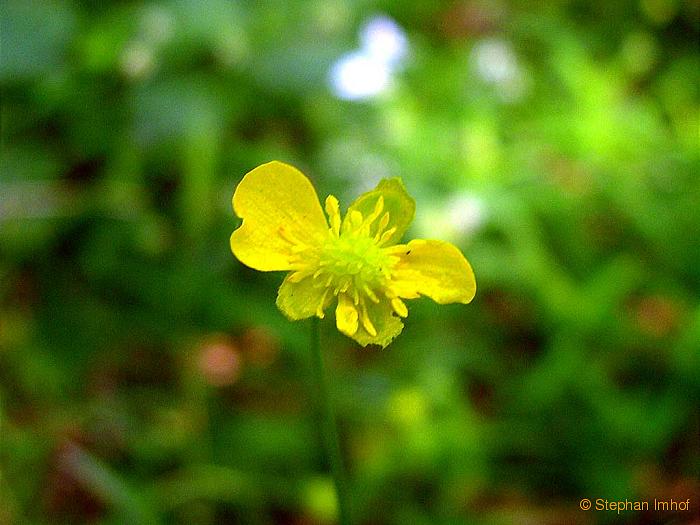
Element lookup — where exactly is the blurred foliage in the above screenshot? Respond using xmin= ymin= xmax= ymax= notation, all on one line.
xmin=1 ymin=0 xmax=699 ymax=524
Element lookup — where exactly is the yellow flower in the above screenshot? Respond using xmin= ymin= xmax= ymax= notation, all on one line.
xmin=230 ymin=161 xmax=476 ymax=348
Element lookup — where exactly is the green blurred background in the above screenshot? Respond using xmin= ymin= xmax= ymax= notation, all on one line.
xmin=1 ymin=0 xmax=699 ymax=524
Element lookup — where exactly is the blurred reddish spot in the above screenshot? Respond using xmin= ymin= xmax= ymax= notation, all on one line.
xmin=483 ymin=290 xmax=544 ymax=360
xmin=584 ymin=211 xmax=625 ymax=251
xmin=631 ymin=295 xmax=681 ymax=338
xmin=7 ymin=269 xmax=38 ymax=309
xmin=440 ymin=1 xmax=504 ymax=39
xmin=86 ymin=364 xmax=119 ymax=397
xmin=44 ymin=441 xmax=105 ymax=522
xmin=198 ymin=339 xmax=242 ymax=387
xmin=468 ymin=487 xmax=590 ymax=524
xmin=239 ymin=326 xmax=280 ymax=366
xmin=483 ymin=290 xmax=534 ymax=326
xmin=634 ymin=464 xmax=700 ymax=522
xmin=467 ymin=377 xmax=495 ymax=416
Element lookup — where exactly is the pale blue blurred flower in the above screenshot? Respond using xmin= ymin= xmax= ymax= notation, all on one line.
xmin=329 ymin=15 xmax=409 ymax=101
xmin=359 ymin=15 xmax=408 ymax=69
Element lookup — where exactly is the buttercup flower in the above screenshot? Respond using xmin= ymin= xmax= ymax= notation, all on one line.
xmin=230 ymin=161 xmax=476 ymax=348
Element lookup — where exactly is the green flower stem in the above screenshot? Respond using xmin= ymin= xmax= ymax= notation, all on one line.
xmin=310 ymin=317 xmax=352 ymax=525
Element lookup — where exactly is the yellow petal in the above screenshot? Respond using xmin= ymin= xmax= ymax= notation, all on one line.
xmin=277 ymin=274 xmax=330 ymax=320
xmin=350 ymin=299 xmax=404 ymax=348
xmin=336 ymin=293 xmax=359 ymax=336
xmin=390 ymin=239 xmax=476 ymax=304
xmin=230 ymin=161 xmax=328 ymax=271
xmin=345 ymin=178 xmax=415 ymax=246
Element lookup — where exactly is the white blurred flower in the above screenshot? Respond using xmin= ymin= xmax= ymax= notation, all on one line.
xmin=471 ymin=38 xmax=526 ymax=101
xmin=416 ymin=192 xmax=487 ymax=241
xmin=329 ymin=51 xmax=392 ymax=101
xmin=140 ymin=5 xmax=175 ymax=45
xmin=359 ymin=15 xmax=408 ymax=69
xmin=120 ymin=41 xmax=155 ymax=80
xmin=446 ymin=193 xmax=486 ymax=236
xmin=329 ymin=14 xmax=409 ymax=101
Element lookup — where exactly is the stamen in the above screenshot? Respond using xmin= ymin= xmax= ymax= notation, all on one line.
xmin=325 ymin=195 xmax=342 ymax=237
xmin=373 ymin=213 xmax=390 ymax=240
xmin=337 ymin=294 xmax=359 ymax=335
xmin=359 ymin=301 xmax=377 ymax=336
xmin=377 ymin=227 xmax=397 ymax=246
xmin=371 ymin=196 xmax=385 ymax=218
xmin=361 ymin=196 xmax=385 ymax=230
xmin=363 ymin=284 xmax=380 ymax=303
xmin=288 ymin=270 xmax=313 ymax=283
xmin=359 ymin=222 xmax=371 ymax=237
xmin=348 ymin=261 xmax=362 ymax=274
xmin=349 ymin=210 xmax=363 ymax=229
xmin=316 ymin=289 xmax=330 ymax=318
xmin=391 ymin=297 xmax=408 ymax=318
xmin=333 ymin=278 xmax=351 ymax=296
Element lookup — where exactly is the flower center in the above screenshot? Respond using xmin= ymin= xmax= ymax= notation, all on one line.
xmin=279 ymin=192 xmax=409 ymax=334
xmin=318 ymin=233 xmax=393 ymax=301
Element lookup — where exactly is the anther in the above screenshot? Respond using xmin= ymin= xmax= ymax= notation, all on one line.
xmin=288 ymin=270 xmax=312 ymax=283
xmin=360 ymin=302 xmax=378 ymax=336
xmin=362 ymin=196 xmax=385 ymax=229
xmin=325 ymin=195 xmax=342 ymax=237
xmin=391 ymin=297 xmax=408 ymax=318
xmin=363 ymin=285 xmax=380 ymax=303
xmin=316 ymin=289 xmax=330 ymax=318
xmin=374 ymin=213 xmax=390 ymax=239
xmin=377 ymin=227 xmax=397 ymax=246
xmin=350 ymin=210 xmax=363 ymax=229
